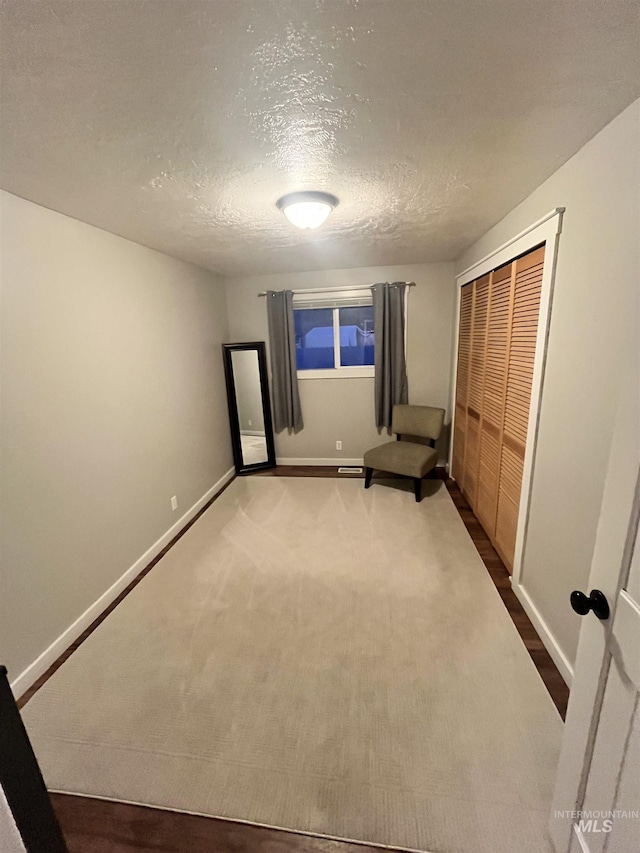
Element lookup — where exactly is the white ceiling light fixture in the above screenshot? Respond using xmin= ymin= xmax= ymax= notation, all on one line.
xmin=276 ymin=191 xmax=339 ymax=230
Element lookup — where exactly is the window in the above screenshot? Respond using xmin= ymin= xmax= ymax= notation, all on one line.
xmin=294 ymin=308 xmax=335 ymax=370
xmin=293 ymin=290 xmax=375 ymax=378
xmin=339 ymin=305 xmax=375 ymax=366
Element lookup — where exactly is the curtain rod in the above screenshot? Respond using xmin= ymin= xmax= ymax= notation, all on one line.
xmin=257 ymin=282 xmax=416 ymax=297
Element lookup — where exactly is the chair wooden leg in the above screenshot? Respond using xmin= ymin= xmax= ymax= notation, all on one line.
xmin=364 ymin=467 xmax=373 ymax=489
xmin=414 ymin=477 xmax=422 ymax=502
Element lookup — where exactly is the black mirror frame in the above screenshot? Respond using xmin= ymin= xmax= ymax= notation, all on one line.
xmin=0 ymin=666 xmax=68 ymax=852
xmin=222 ymin=342 xmax=276 ymax=475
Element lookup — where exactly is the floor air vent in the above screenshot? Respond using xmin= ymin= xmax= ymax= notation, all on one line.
xmin=338 ymin=467 xmax=363 ymax=474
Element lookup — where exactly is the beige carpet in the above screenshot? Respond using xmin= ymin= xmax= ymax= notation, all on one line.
xmin=22 ymin=477 xmax=562 ymax=852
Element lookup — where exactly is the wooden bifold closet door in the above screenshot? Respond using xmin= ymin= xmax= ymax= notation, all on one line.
xmin=452 ymin=245 xmax=545 ymax=572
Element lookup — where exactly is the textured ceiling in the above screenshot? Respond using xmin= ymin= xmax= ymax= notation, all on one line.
xmin=1 ymin=1 xmax=639 ymax=277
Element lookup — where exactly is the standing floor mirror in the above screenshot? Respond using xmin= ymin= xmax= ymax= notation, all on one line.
xmin=222 ymin=342 xmax=276 ymax=475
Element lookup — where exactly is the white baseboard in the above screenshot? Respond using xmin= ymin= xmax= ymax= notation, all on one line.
xmin=276 ymin=458 xmax=450 ymax=468
xmin=241 ymin=430 xmax=266 ymax=437
xmin=10 ymin=467 xmax=235 ymax=700
xmin=512 ymin=579 xmax=574 ymax=687
xmin=277 ymin=457 xmax=364 ymax=466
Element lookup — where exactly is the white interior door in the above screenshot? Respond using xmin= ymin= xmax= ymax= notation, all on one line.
xmin=575 ymin=522 xmax=640 ymax=853
xmin=549 ymin=376 xmax=640 ymax=853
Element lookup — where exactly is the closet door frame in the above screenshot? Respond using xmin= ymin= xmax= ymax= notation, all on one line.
xmin=449 ymin=208 xmax=564 ymax=609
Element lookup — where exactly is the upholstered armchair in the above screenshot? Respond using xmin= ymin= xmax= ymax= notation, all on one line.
xmin=363 ymin=404 xmax=445 ymax=502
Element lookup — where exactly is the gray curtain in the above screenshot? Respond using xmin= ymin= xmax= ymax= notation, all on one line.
xmin=266 ymin=290 xmax=303 ymax=433
xmin=372 ymin=282 xmax=408 ymax=430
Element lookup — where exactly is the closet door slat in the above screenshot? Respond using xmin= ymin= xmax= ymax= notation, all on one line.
xmin=452 ymin=283 xmax=473 ymax=484
xmin=476 ymin=265 xmax=512 ymax=535
xmin=495 ymin=245 xmax=545 ymax=570
xmin=463 ymin=274 xmax=490 ymax=507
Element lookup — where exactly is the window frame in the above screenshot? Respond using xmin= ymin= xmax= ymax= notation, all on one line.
xmin=294 ymin=300 xmax=375 ymax=380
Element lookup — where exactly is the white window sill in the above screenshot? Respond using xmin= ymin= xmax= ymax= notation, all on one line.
xmin=297 ymin=367 xmax=375 ymax=380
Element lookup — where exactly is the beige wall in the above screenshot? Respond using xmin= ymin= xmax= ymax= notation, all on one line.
xmin=455 ymin=99 xmax=640 ymax=671
xmin=0 ymin=191 xmax=233 ymax=683
xmin=224 ymin=263 xmax=456 ymax=462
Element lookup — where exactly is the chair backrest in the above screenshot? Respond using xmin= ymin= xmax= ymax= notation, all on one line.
xmin=392 ymin=404 xmax=445 ymax=442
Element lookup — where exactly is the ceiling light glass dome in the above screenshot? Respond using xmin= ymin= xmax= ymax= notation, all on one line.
xmin=276 ymin=191 xmax=339 ymax=230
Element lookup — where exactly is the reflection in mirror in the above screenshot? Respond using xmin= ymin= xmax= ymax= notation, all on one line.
xmin=222 ymin=342 xmax=276 ymax=475
xmin=230 ymin=349 xmax=268 ymax=466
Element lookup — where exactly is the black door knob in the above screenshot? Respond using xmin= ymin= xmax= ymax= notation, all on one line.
xmin=570 ymin=589 xmax=610 ymax=620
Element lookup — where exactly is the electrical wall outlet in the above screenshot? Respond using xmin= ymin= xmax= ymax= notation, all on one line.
xmin=336 ymin=440 xmax=342 ymax=450
xmin=170 ymin=495 xmax=178 ymax=511
xmin=248 ymin=419 xmax=252 ymax=427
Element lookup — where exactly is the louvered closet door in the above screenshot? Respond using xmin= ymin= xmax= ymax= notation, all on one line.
xmin=494 ymin=245 xmax=545 ymax=568
xmin=452 ymin=283 xmax=473 ymax=484
xmin=463 ymin=274 xmax=490 ymax=506
xmin=475 ymin=263 xmax=512 ymax=535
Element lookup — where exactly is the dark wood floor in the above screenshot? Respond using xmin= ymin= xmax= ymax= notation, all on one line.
xmin=50 ymin=793 xmax=408 ymax=853
xmin=32 ymin=464 xmax=568 ymax=852
xmin=254 ymin=464 xmax=366 ymax=477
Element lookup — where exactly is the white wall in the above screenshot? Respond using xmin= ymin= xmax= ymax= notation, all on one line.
xmin=455 ymin=100 xmax=640 ymax=674
xmin=224 ymin=263 xmax=456 ymax=463
xmin=0 ymin=191 xmax=233 ymax=689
